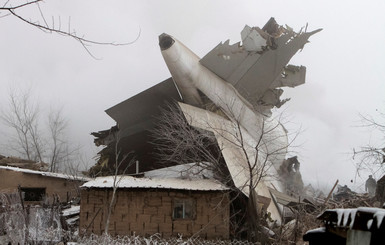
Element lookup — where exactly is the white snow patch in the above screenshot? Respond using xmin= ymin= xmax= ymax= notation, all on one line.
xmin=325 ymin=207 xmax=385 ymax=230
xmin=0 ymin=166 xmax=91 ymax=181
xmin=374 ymin=211 xmax=385 ymax=229
xmin=357 ymin=207 xmax=384 ymax=214
xmin=66 ymin=216 xmax=79 ymax=225
xmin=305 ymin=227 xmax=326 ymax=234
xmin=82 ymin=175 xmax=229 ymax=191
xmin=367 ymin=219 xmax=373 ymax=230
xmin=334 ymin=209 xmax=356 ymax=227
xmin=144 ymin=162 xmax=214 ymax=179
xmin=62 ymin=205 xmax=80 ymax=217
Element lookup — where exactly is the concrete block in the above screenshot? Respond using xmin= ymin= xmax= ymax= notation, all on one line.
xmin=137 ymin=214 xmax=151 ymax=223
xmin=159 ymin=222 xmax=173 ymax=232
xmin=143 ymin=206 xmax=158 ymax=215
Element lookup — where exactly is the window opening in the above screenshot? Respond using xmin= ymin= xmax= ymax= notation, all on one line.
xmin=20 ymin=187 xmax=46 ymax=201
xmin=172 ymin=198 xmax=195 ymax=219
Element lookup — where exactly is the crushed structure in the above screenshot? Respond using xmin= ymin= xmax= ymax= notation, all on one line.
xmin=0 ymin=155 xmax=49 ymax=171
xmin=90 ymin=17 xmax=320 ymax=236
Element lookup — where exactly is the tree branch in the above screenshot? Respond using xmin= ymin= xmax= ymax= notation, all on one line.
xmin=0 ymin=0 xmax=141 ymax=58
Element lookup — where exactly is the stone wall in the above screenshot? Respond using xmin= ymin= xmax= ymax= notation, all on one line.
xmin=0 ymin=169 xmax=84 ymax=203
xmin=79 ymin=188 xmax=229 ymax=239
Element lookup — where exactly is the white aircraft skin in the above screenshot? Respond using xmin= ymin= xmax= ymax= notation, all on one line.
xmin=159 ymin=34 xmax=291 ymax=222
xmin=159 ymin=33 xmax=296 ymax=224
xmin=159 ymin=34 xmax=287 ymax=169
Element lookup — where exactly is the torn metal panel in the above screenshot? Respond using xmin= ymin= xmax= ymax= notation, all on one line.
xmin=262 ymin=17 xmax=285 ymax=38
xmin=91 ymin=126 xmax=118 ymax=146
xmin=90 ymin=78 xmax=183 ymax=176
xmin=233 ymin=29 xmax=321 ymax=101
xmin=268 ymin=187 xmax=303 ymax=207
xmin=257 ymin=88 xmax=285 ymax=107
xmin=105 ymin=77 xmax=181 ymax=137
xmin=199 ymin=39 xmax=260 ymax=86
xmin=200 ymin=19 xmax=321 ymax=114
xmin=270 ymin=65 xmax=306 ymax=89
xmin=198 ymin=40 xmax=249 ymax=82
xmin=241 ymin=25 xmax=266 ymax=52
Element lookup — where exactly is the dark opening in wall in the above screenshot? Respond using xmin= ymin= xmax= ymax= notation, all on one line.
xmin=172 ymin=198 xmax=196 ymax=220
xmin=20 ymin=187 xmax=46 ymax=201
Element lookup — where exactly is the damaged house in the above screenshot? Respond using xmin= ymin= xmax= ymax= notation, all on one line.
xmin=89 ymin=18 xmax=320 ymax=237
xmin=80 ymin=164 xmax=230 ymax=239
xmin=0 ymin=165 xmax=90 ymax=204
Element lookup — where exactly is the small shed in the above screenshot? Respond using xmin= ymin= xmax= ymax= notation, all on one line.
xmin=79 ymin=175 xmax=230 ymax=239
xmin=0 ymin=166 xmax=90 ymax=204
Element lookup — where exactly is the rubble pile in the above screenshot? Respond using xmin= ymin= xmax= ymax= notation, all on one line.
xmin=266 ymin=183 xmax=380 ymax=244
xmin=327 ymin=193 xmax=374 ymax=209
xmin=0 ymin=155 xmax=49 ymax=171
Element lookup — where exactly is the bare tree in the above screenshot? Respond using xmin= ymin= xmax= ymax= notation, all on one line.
xmin=0 ymin=86 xmax=43 ymax=162
xmin=0 ymin=0 xmax=140 ymax=58
xmin=104 ymin=132 xmax=133 ymax=235
xmin=151 ymin=103 xmax=225 ymax=178
xmin=48 ymin=107 xmax=69 ymax=172
xmin=353 ymin=110 xmax=385 ymax=176
xmin=151 ymin=102 xmax=297 ymax=241
xmin=1 ymin=86 xmax=81 ymax=173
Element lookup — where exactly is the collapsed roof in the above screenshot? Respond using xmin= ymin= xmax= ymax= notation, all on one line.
xmin=0 ymin=155 xmax=49 ymax=171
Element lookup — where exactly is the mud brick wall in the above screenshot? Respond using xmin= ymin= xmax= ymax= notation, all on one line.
xmin=79 ymin=188 xmax=229 ymax=239
xmin=0 ymin=169 xmax=84 ymax=203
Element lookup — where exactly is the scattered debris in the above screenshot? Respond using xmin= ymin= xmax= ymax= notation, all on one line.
xmin=0 ymin=155 xmax=49 ymax=171
xmin=61 ymin=205 xmax=80 ymax=234
xmin=333 ymin=184 xmax=356 ymax=202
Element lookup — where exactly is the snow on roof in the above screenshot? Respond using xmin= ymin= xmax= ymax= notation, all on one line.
xmin=66 ymin=216 xmax=79 ymax=226
xmin=144 ymin=162 xmax=214 ymax=179
xmin=81 ymin=175 xmax=229 ymax=191
xmin=0 ymin=166 xmax=91 ymax=182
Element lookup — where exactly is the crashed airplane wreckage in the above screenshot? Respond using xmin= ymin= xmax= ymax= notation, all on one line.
xmin=91 ymin=18 xmax=321 ymax=225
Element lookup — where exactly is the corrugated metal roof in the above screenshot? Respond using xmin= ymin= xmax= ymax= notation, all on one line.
xmin=81 ymin=175 xmax=229 ymax=191
xmin=0 ymin=166 xmax=91 ymax=181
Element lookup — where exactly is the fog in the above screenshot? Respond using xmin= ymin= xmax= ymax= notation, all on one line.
xmin=1 ymin=0 xmax=384 ymax=192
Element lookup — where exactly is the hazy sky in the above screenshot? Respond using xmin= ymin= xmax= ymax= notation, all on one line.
xmin=1 ymin=0 xmax=384 ymax=191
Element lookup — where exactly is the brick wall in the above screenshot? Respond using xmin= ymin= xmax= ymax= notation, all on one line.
xmin=80 ymin=188 xmax=229 ymax=239
xmin=0 ymin=169 xmax=85 ymax=203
